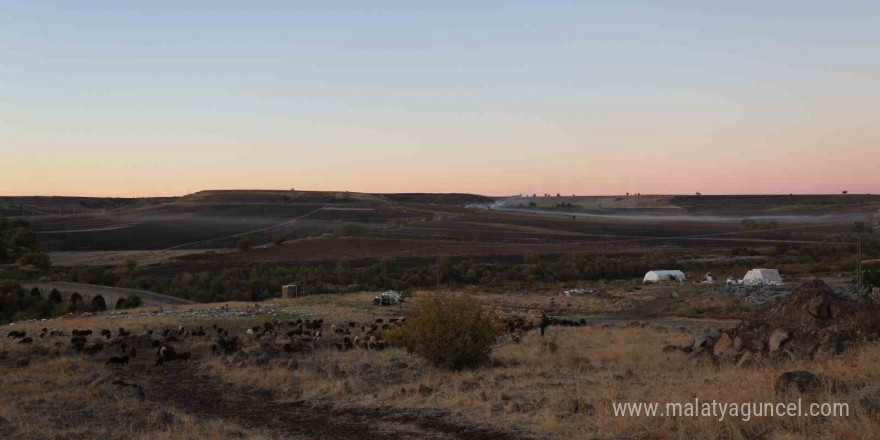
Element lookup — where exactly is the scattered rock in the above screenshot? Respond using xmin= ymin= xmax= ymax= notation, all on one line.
xmin=0 ymin=415 xmax=14 ymax=436
xmin=713 ymin=333 xmax=736 ymax=357
xmin=693 ymin=332 xmax=717 ymax=350
xmin=733 ymin=336 xmax=743 ymax=351
xmin=844 ymin=385 xmax=880 ymax=413
xmin=774 ymin=371 xmax=821 ymax=395
xmin=418 ymin=384 xmax=433 ymax=396
xmin=735 ymin=351 xmax=762 ymax=369
xmin=808 ymin=295 xmax=832 ymax=320
xmin=768 ymin=329 xmax=789 ymax=352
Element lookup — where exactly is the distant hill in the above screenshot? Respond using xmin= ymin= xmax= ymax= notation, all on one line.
xmin=379 ymin=193 xmax=495 ymax=205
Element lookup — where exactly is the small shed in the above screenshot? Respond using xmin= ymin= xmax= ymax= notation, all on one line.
xmin=742 ymin=269 xmax=783 ymax=286
xmin=281 ymin=284 xmax=298 ymax=298
xmin=643 ymin=270 xmax=686 ymax=283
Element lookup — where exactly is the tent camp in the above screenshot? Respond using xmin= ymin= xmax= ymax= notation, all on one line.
xmin=643 ymin=270 xmax=686 ymax=283
xmin=742 ymin=269 xmax=783 ymax=286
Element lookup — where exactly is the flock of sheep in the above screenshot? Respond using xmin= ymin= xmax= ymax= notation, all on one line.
xmin=5 ymin=314 xmax=410 ymax=371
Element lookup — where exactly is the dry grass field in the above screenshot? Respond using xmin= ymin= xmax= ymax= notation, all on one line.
xmin=2 ymin=287 xmax=878 ymax=440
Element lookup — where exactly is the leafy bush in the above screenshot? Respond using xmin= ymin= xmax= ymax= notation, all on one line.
xmin=125 ymin=294 xmax=142 ymax=308
xmin=389 ymin=294 xmax=501 ymax=370
xmin=19 ymin=252 xmax=51 ymax=271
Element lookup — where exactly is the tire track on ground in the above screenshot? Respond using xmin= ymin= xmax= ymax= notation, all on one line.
xmin=133 ymin=362 xmax=538 ymax=440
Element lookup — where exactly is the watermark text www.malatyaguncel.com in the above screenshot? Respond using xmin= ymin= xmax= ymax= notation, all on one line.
xmin=612 ymin=399 xmax=848 ymax=422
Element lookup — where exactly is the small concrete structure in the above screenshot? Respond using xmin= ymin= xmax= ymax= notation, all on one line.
xmin=643 ymin=270 xmax=686 ymax=283
xmin=742 ymin=269 xmax=784 ymax=286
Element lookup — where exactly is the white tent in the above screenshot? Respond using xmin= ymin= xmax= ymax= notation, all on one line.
xmin=742 ymin=269 xmax=783 ymax=286
xmin=643 ymin=270 xmax=686 ymax=283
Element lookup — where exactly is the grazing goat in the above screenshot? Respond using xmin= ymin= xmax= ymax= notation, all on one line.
xmin=175 ymin=352 xmax=191 ymax=362
xmin=105 ymin=355 xmax=130 ymax=367
xmin=7 ymin=330 xmax=26 ymax=339
xmin=18 ymin=337 xmax=33 ymax=345
xmin=16 ymin=358 xmax=30 ymax=368
xmin=100 ymin=329 xmax=112 ymax=339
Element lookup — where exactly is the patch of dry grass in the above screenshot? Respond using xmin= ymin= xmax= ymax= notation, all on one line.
xmin=207 ymin=325 xmax=880 ymax=440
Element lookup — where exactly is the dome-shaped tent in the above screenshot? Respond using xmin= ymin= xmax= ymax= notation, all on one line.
xmin=643 ymin=270 xmax=686 ymax=283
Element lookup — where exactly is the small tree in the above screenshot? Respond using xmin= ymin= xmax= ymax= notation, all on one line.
xmin=123 ymin=258 xmax=138 ymax=272
xmin=388 ymin=294 xmax=501 ymax=370
xmin=125 ymin=294 xmax=142 ymax=308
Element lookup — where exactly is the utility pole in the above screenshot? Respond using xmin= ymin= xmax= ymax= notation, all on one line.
xmin=855 ymin=221 xmax=864 ymax=297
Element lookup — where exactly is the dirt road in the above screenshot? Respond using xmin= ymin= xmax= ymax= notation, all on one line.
xmin=131 ymin=361 xmax=536 ymax=440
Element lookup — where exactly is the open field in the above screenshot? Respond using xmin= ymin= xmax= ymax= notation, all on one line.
xmin=2 ymin=285 xmax=878 ymax=440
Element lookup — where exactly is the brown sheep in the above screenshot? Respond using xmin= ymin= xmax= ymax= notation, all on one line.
xmin=83 ymin=342 xmax=104 ymax=354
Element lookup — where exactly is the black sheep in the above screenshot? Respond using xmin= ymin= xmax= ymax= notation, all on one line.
xmin=105 ymin=355 xmax=130 ymax=367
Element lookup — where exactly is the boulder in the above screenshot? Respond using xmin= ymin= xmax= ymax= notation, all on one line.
xmin=713 ymin=333 xmax=736 ymax=357
xmin=768 ymin=329 xmax=789 ymax=352
xmin=808 ymin=295 xmax=832 ymax=320
xmin=693 ymin=332 xmax=717 ymax=350
xmin=774 ymin=371 xmax=821 ymax=395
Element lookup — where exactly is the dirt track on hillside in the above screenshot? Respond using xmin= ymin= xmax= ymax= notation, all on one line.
xmin=130 ymin=361 xmax=537 ymax=440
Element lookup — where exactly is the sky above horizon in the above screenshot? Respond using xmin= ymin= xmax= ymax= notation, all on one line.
xmin=2 ymin=1 xmax=879 ymax=197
